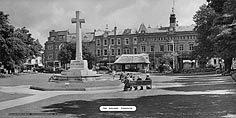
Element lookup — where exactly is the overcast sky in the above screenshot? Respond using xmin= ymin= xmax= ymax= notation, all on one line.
xmin=1 ymin=0 xmax=207 ymax=45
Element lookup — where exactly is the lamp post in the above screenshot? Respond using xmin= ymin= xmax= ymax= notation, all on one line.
xmin=108 ymin=44 xmax=111 ymax=69
xmin=153 ymin=46 xmax=155 ymax=70
xmin=171 ymin=40 xmax=175 ymax=70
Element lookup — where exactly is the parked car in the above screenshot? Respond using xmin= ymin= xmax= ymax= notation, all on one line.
xmin=35 ymin=67 xmax=45 ymax=73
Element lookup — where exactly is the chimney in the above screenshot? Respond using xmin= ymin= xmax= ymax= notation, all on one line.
xmin=49 ymin=30 xmax=56 ymax=37
xmin=105 ymin=24 xmax=108 ymax=31
xmin=114 ymin=26 xmax=117 ymax=35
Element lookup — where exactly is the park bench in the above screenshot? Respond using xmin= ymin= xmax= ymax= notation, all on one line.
xmin=129 ymin=80 xmax=152 ymax=89
xmin=230 ymin=72 xmax=236 ymax=82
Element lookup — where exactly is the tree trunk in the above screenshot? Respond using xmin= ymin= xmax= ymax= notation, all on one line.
xmin=223 ymin=57 xmax=233 ymax=73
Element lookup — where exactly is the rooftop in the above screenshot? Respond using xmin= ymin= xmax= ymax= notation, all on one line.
xmin=95 ymin=24 xmax=195 ymax=37
xmin=114 ymin=54 xmax=150 ymax=64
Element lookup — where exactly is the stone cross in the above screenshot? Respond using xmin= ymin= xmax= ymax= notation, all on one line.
xmin=71 ymin=11 xmax=85 ymax=61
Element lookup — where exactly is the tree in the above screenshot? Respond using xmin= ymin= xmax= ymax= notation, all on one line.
xmin=82 ymin=44 xmax=96 ymax=69
xmin=57 ymin=42 xmax=75 ymax=69
xmin=58 ymin=42 xmax=96 ymax=69
xmin=0 ymin=11 xmax=43 ymax=73
xmin=193 ymin=0 xmax=236 ymax=72
xmin=206 ymin=0 xmax=236 ymax=73
xmin=192 ymin=4 xmax=217 ymax=68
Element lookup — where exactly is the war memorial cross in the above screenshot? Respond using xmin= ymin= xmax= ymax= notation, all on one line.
xmin=71 ymin=11 xmax=85 ymax=61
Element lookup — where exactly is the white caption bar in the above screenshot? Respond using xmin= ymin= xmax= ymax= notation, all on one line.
xmin=100 ymin=106 xmax=136 ymax=111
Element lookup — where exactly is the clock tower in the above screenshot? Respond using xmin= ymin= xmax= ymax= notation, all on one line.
xmin=169 ymin=0 xmax=176 ymax=32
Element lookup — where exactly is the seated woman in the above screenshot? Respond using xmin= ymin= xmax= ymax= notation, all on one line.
xmin=145 ymin=74 xmax=152 ymax=89
xmin=123 ymin=76 xmax=131 ymax=91
xmin=137 ymin=75 xmax=143 ymax=90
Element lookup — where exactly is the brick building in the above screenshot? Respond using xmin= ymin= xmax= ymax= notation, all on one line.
xmin=43 ymin=30 xmax=95 ymax=70
xmin=94 ymin=11 xmax=197 ymax=71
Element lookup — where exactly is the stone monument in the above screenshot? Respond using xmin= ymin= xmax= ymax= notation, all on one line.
xmin=55 ymin=11 xmax=101 ymax=81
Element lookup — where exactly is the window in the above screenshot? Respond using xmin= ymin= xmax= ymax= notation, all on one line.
xmin=214 ymin=59 xmax=217 ymax=65
xmin=123 ymin=49 xmax=130 ymax=54
xmin=179 ymin=44 xmax=184 ymax=51
xmin=103 ymin=49 xmax=108 ymax=56
xmin=117 ymin=38 xmax=121 ymax=45
xmin=55 ymin=45 xmax=59 ymax=50
xmin=48 ymin=53 xmax=53 ymax=59
xmin=150 ymin=45 xmax=154 ymax=52
xmin=96 ymin=39 xmax=100 ymax=46
xmin=50 ymin=36 xmax=55 ymax=41
xmin=55 ymin=52 xmax=58 ymax=59
xmin=125 ymin=38 xmax=129 ymax=45
xmin=117 ymin=48 xmax=121 ymax=55
xmin=160 ymin=45 xmax=164 ymax=52
xmin=111 ymin=38 xmax=115 ymax=45
xmin=133 ymin=37 xmax=137 ymax=44
xmin=58 ymin=35 xmax=65 ymax=40
xmin=168 ymin=45 xmax=173 ymax=51
xmin=97 ymin=49 xmax=101 ymax=56
xmin=141 ymin=46 xmax=146 ymax=52
xmin=104 ymin=39 xmax=108 ymax=46
xmin=142 ymin=38 xmax=145 ymax=42
xmin=48 ymin=45 xmax=53 ymax=50
xmin=133 ymin=47 xmax=137 ymax=54
xmin=189 ymin=44 xmax=194 ymax=50
xmin=111 ymin=49 xmax=115 ymax=55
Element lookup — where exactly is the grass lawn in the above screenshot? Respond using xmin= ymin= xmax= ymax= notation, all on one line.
xmin=0 ymin=92 xmax=32 ymax=102
xmin=0 ymin=73 xmax=52 ymax=86
xmin=0 ymin=73 xmax=235 ymax=118
xmin=0 ymin=92 xmax=236 ymax=118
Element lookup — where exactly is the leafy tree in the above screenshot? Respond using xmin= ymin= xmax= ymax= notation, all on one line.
xmin=82 ymin=44 xmax=96 ymax=69
xmin=57 ymin=42 xmax=75 ymax=69
xmin=0 ymin=11 xmax=42 ymax=73
xmin=13 ymin=27 xmax=43 ymax=57
xmin=193 ymin=0 xmax=236 ymax=73
xmin=192 ymin=4 xmax=217 ymax=68
xmin=58 ymin=42 xmax=96 ymax=69
xmin=206 ymin=0 xmax=236 ymax=73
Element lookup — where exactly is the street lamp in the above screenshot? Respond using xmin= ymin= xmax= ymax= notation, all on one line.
xmin=171 ymin=40 xmax=175 ymax=70
xmin=153 ymin=46 xmax=155 ymax=70
xmin=108 ymin=44 xmax=111 ymax=69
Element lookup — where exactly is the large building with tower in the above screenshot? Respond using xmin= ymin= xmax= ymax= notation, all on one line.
xmin=44 ymin=6 xmax=199 ymax=71
xmin=94 ymin=9 xmax=198 ymax=71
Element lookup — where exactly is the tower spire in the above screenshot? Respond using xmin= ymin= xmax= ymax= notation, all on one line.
xmin=169 ymin=0 xmax=176 ymax=31
xmin=172 ymin=0 xmax=175 ymax=14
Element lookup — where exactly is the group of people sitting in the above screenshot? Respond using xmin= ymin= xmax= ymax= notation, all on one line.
xmin=119 ymin=72 xmax=152 ymax=91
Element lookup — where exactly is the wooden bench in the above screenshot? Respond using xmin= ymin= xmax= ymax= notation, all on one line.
xmin=129 ymin=80 xmax=152 ymax=89
xmin=230 ymin=72 xmax=236 ymax=82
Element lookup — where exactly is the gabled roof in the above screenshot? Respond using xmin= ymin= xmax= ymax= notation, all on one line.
xmin=93 ymin=24 xmax=195 ymax=37
xmin=114 ymin=54 xmax=150 ymax=64
xmin=138 ymin=23 xmax=147 ymax=33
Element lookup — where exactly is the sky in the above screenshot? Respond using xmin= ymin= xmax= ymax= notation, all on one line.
xmin=0 ymin=0 xmax=207 ymax=46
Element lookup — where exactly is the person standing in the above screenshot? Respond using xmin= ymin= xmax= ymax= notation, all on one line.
xmin=112 ymin=70 xmax=116 ymax=80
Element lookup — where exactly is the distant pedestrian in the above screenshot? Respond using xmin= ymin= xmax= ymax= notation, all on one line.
xmin=145 ymin=74 xmax=152 ymax=89
xmin=120 ymin=71 xmax=124 ymax=80
xmin=112 ymin=70 xmax=116 ymax=80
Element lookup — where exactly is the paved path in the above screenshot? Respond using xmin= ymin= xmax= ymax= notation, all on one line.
xmin=0 ymin=74 xmax=235 ymax=111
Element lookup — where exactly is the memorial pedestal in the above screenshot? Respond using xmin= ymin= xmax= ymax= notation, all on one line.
xmin=54 ymin=60 xmax=101 ymax=82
